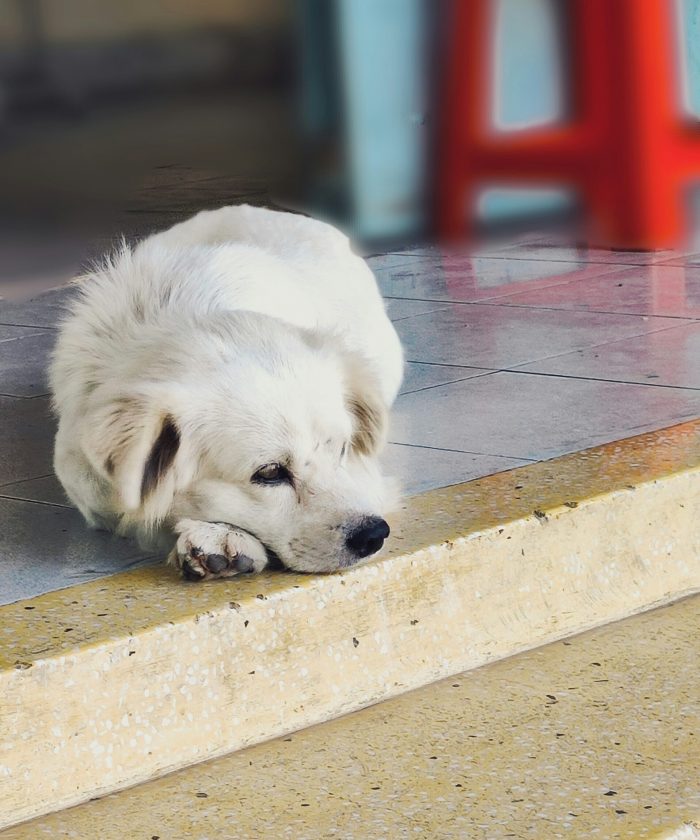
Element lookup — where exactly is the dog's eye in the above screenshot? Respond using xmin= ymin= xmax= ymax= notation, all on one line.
xmin=252 ymin=463 xmax=293 ymax=485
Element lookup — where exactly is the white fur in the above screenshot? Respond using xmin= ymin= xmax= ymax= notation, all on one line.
xmin=50 ymin=205 xmax=404 ymax=575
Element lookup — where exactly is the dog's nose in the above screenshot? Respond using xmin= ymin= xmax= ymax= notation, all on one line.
xmin=346 ymin=516 xmax=390 ymax=559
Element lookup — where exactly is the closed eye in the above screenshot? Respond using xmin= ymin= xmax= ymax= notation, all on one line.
xmin=252 ymin=462 xmax=294 ymax=486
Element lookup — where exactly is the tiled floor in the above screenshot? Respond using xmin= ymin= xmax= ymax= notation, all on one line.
xmin=4 ymin=223 xmax=700 ymax=603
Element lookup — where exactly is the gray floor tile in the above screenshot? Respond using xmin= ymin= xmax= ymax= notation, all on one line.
xmin=0 ymin=330 xmax=56 ymax=397
xmin=365 ymin=254 xmax=434 ymax=272
xmin=0 ymin=474 xmax=70 ymax=506
xmin=382 ymin=442 xmax=530 ymax=496
xmin=394 ymin=304 xmax=682 ymax=369
xmin=0 ymin=285 xmax=79 ymax=329
xmin=0 ymin=324 xmax=45 ymax=342
xmin=385 ymin=298 xmax=449 ymax=321
xmin=400 ymin=362 xmax=494 ymax=395
xmin=370 ymin=245 xmax=447 ymax=259
xmin=515 ymin=322 xmax=700 ymax=389
xmin=0 ymin=497 xmax=156 ymax=605
xmin=660 ymin=252 xmax=700 ymax=267
xmin=0 ymin=396 xmax=55 ymax=484
xmin=487 ymin=263 xmax=700 ymax=319
xmin=390 ymin=372 xmax=700 ymax=462
xmin=475 ymin=239 xmax=685 ymax=266
xmin=375 ymin=256 xmax=618 ymax=303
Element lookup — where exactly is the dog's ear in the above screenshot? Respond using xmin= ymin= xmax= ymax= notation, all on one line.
xmin=82 ymin=393 xmax=182 ymax=515
xmin=342 ymin=355 xmax=388 ymax=457
xmin=299 ymin=329 xmax=389 ymax=457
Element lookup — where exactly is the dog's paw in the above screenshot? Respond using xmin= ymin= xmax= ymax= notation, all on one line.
xmin=169 ymin=519 xmax=268 ymax=581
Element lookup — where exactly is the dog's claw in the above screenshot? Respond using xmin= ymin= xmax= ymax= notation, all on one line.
xmin=181 ymin=557 xmax=206 ymax=581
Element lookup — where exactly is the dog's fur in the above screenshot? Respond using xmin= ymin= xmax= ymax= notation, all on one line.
xmin=50 ymin=205 xmax=404 ymax=578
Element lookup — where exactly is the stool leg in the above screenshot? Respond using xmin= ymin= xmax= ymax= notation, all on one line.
xmin=437 ymin=0 xmax=493 ymax=241
xmin=586 ymin=169 xmax=683 ymax=251
xmin=578 ymin=0 xmax=686 ymax=249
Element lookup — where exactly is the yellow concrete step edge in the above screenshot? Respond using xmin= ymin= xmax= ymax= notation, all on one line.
xmin=2 ymin=421 xmax=700 ymax=830
xmin=3 ymin=593 xmax=699 ymax=839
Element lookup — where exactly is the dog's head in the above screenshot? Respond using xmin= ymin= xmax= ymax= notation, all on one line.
xmin=80 ymin=312 xmax=398 ymax=572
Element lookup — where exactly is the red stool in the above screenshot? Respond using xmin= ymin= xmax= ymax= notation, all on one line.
xmin=438 ymin=0 xmax=700 ymax=250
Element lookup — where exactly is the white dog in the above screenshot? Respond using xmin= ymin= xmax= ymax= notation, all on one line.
xmin=50 ymin=205 xmax=404 ymax=580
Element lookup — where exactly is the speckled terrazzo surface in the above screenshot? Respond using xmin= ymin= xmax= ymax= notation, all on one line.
xmin=4 ymin=595 xmax=698 ymax=840
xmin=1 ymin=422 xmax=699 ymax=829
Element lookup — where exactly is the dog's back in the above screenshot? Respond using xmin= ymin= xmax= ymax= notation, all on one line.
xmin=52 ymin=205 xmax=401 ymax=414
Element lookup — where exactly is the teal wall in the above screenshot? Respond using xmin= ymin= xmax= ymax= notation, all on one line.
xmin=484 ymin=0 xmax=568 ymax=220
xmin=337 ymin=0 xmax=428 ymax=239
xmin=495 ymin=0 xmax=700 ymax=125
xmin=682 ymin=0 xmax=700 ymax=114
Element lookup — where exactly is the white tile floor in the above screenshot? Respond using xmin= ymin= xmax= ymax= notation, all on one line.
xmin=3 ymin=229 xmax=700 ymax=603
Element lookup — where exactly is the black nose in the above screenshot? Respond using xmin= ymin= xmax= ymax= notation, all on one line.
xmin=346 ymin=516 xmax=390 ymax=559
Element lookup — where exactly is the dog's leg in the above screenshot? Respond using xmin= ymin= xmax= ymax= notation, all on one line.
xmin=169 ymin=519 xmax=269 ymax=581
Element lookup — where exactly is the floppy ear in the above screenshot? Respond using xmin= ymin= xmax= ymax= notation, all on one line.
xmin=343 ymin=356 xmax=388 ymax=457
xmin=81 ymin=394 xmax=181 ymax=515
xmin=299 ymin=328 xmax=389 ymax=457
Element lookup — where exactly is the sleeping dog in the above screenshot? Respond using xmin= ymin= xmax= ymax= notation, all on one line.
xmin=50 ymin=205 xmax=404 ymax=580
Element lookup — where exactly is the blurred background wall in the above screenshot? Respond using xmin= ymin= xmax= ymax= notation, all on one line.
xmin=2 ymin=0 xmax=700 ymax=293
xmin=0 ymin=0 xmax=294 ymax=293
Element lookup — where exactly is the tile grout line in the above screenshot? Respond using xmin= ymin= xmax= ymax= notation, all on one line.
xmin=0 ymin=326 xmax=56 ymax=337
xmin=398 ymin=370 xmax=500 ymax=396
xmin=381 ymin=294 xmax=700 ymax=322
xmin=0 ymin=494 xmax=73 ymax=510
xmin=398 ymin=314 xmax=700 ymax=387
xmin=501 ymin=368 xmax=700 ymax=393
xmin=490 ymin=313 xmax=700 ymax=380
xmin=387 ymin=439 xmax=537 ymax=462
xmin=0 ymin=393 xmax=51 ymax=400
xmin=377 ymin=269 xmax=627 ymax=306
xmin=0 ymin=472 xmax=55 ymax=489
xmin=400 ymin=361 xmax=700 ymax=393
xmin=379 ymin=250 xmax=694 ymax=267
xmin=391 ymin=416 xmax=700 ymax=463
xmin=470 ymin=300 xmax=700 ymax=318
xmin=389 ymin=307 xmax=449 ymax=322
xmin=448 ymin=254 xmax=680 ymax=267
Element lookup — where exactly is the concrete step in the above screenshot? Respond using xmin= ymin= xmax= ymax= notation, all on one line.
xmin=1 ymin=420 xmax=700 ymax=830
xmin=3 ymin=595 xmax=699 ymax=839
